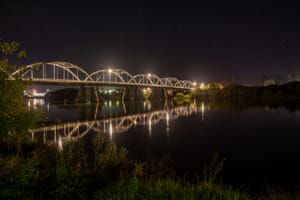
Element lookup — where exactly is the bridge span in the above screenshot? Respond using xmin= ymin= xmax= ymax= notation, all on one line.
xmin=10 ymin=61 xmax=196 ymax=102
xmin=11 ymin=61 xmax=195 ymax=89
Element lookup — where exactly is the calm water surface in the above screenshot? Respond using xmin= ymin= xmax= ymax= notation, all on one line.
xmin=29 ymin=99 xmax=300 ymax=187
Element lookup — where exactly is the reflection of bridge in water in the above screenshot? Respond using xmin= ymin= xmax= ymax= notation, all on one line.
xmin=30 ymin=102 xmax=206 ymax=150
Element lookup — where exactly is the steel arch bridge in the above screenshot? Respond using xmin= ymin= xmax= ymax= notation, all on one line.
xmin=10 ymin=61 xmax=195 ymax=89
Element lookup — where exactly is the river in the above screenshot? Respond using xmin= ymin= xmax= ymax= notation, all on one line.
xmin=27 ymin=98 xmax=300 ymax=188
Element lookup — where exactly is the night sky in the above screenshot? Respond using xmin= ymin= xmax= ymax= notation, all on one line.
xmin=1 ymin=0 xmax=300 ymax=84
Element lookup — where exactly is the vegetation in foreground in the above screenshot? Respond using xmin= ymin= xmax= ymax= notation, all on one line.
xmin=0 ymin=136 xmax=248 ymax=200
xmin=1 ymin=37 xmax=300 ymax=199
xmin=1 ymin=135 xmax=300 ymax=200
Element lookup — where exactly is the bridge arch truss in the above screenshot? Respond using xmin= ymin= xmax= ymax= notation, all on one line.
xmin=10 ymin=61 xmax=195 ymax=89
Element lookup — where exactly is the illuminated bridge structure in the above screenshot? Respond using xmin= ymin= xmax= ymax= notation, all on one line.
xmin=30 ymin=104 xmax=201 ymax=150
xmin=12 ymin=61 xmax=194 ymax=88
xmin=11 ymin=61 xmax=196 ymax=102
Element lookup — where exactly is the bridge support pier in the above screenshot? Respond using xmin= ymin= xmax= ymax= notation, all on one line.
xmin=166 ymin=89 xmax=191 ymax=98
xmin=150 ymin=87 xmax=167 ymax=100
xmin=123 ymin=87 xmax=167 ymax=101
xmin=123 ymin=86 xmax=144 ymax=101
xmin=46 ymin=86 xmax=192 ymax=104
xmin=75 ymin=86 xmax=99 ymax=104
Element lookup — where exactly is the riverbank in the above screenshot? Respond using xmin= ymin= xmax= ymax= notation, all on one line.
xmin=192 ymin=81 xmax=300 ymax=103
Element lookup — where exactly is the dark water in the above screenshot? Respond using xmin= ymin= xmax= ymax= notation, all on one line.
xmin=28 ymin=99 xmax=300 ymax=187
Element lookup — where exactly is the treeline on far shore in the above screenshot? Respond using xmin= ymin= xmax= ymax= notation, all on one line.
xmin=192 ymin=81 xmax=300 ymax=103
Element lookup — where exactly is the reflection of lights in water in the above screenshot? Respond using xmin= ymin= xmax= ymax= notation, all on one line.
xmin=109 ymin=100 xmax=112 ymax=108
xmin=166 ymin=127 xmax=170 ymax=135
xmin=27 ymin=99 xmax=45 ymax=109
xmin=47 ymin=103 xmax=50 ymax=112
xmin=201 ymin=101 xmax=205 ymax=121
xmin=104 ymin=101 xmax=107 ymax=107
xmin=143 ymin=101 xmax=146 ymax=109
xmin=148 ymin=119 xmax=152 ymax=137
xmin=116 ymin=100 xmax=119 ymax=106
xmin=103 ymin=120 xmax=106 ymax=132
xmin=30 ymin=103 xmax=202 ymax=147
xmin=166 ymin=112 xmax=170 ymax=134
xmin=58 ymin=136 xmax=63 ymax=151
xmin=265 ymin=105 xmax=269 ymax=111
xmin=109 ymin=120 xmax=113 ymax=139
xmin=166 ymin=112 xmax=169 ymax=127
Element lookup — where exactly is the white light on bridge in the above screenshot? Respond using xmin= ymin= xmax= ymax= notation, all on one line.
xmin=193 ymin=82 xmax=197 ymax=86
xmin=147 ymin=73 xmax=151 ymax=77
xmin=108 ymin=69 xmax=112 ymax=73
